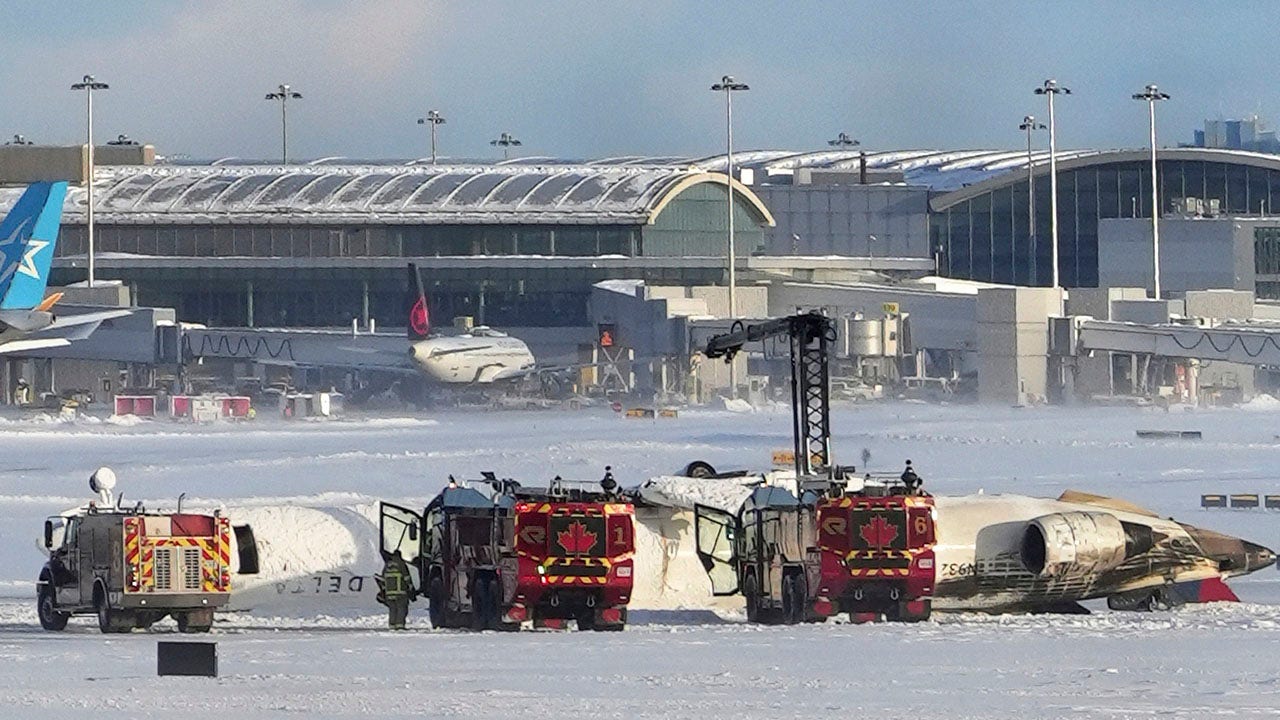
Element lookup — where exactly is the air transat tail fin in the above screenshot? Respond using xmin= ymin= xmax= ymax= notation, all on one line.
xmin=0 ymin=181 xmax=67 ymax=310
xmin=407 ymin=263 xmax=430 ymax=340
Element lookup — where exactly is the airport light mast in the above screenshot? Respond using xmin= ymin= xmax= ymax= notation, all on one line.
xmin=264 ymin=84 xmax=302 ymax=164
xmin=711 ymin=75 xmax=749 ymax=400
xmin=418 ymin=110 xmax=446 ymax=165
xmin=1133 ymin=84 xmax=1170 ymax=299
xmin=1034 ymin=79 xmax=1070 ymax=299
xmin=1019 ymin=115 xmax=1046 ymax=285
xmin=490 ymin=132 xmax=521 ymax=160
xmin=827 ymin=132 xmax=859 ymax=149
xmin=71 ymin=74 xmax=109 ymax=288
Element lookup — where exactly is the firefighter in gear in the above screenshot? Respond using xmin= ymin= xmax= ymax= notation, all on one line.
xmin=377 ymin=550 xmax=415 ymax=630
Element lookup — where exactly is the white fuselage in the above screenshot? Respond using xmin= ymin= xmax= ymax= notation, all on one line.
xmin=929 ymin=494 xmax=1217 ymax=611
xmin=409 ymin=328 xmax=536 ymax=384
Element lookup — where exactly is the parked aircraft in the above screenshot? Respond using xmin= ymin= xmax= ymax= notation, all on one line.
xmin=0 ymin=181 xmax=129 ymax=354
xmin=405 ymin=263 xmax=538 ymax=384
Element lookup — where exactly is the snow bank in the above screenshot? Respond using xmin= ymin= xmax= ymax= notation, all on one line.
xmin=1241 ymin=394 xmax=1280 ymax=411
xmin=636 ymin=475 xmax=758 ymax=513
xmin=720 ymin=397 xmax=755 ymax=413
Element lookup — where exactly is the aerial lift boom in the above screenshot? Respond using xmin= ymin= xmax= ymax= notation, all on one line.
xmin=704 ymin=311 xmax=837 ymax=478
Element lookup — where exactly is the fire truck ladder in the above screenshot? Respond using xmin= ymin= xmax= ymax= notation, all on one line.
xmin=704 ymin=311 xmax=836 ymax=477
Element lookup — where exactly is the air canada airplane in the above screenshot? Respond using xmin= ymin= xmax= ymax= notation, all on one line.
xmin=405 ymin=263 xmax=537 ymax=384
xmin=0 ymin=181 xmax=130 ymax=354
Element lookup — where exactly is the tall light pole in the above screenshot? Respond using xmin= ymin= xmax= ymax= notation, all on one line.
xmin=1034 ymin=79 xmax=1070 ymax=296
xmin=71 ymin=74 xmax=109 ymax=288
xmin=418 ymin=110 xmax=446 ymax=164
xmin=711 ymin=75 xmax=749 ymax=400
xmin=1133 ymin=84 xmax=1170 ymax=299
xmin=490 ymin=132 xmax=522 ymax=159
xmin=711 ymin=76 xmax=748 ymax=316
xmin=1019 ymin=115 xmax=1046 ymax=285
xmin=264 ymin=84 xmax=302 ymax=164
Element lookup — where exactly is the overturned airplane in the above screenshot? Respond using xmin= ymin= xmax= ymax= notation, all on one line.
xmin=644 ymin=469 xmax=1275 ymax=615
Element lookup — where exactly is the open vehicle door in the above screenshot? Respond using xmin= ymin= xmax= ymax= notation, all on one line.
xmin=694 ymin=504 xmax=740 ymax=596
xmin=379 ymin=502 xmax=423 ymax=564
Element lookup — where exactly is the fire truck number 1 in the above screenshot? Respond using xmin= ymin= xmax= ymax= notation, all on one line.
xmin=614 ymin=526 xmax=626 ymax=546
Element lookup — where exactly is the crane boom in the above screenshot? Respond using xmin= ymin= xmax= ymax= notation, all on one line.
xmin=704 ymin=311 xmax=836 ymax=477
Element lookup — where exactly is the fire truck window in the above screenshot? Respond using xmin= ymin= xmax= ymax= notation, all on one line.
xmin=233 ymin=525 xmax=260 ymax=575
xmin=454 ymin=517 xmax=492 ymax=546
xmin=65 ymin=518 xmax=78 ymax=546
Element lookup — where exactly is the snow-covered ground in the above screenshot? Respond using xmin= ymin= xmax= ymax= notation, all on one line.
xmin=4 ymin=402 xmax=1280 ymax=718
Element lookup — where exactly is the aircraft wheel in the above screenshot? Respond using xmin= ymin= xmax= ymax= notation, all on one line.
xmin=37 ymin=587 xmax=68 ymax=631
xmin=682 ymin=461 xmax=717 ymax=478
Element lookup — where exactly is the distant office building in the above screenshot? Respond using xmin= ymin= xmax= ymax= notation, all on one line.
xmin=1187 ymin=117 xmax=1280 ymax=154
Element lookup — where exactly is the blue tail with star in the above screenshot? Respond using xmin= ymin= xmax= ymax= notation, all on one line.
xmin=0 ymin=181 xmax=66 ymax=310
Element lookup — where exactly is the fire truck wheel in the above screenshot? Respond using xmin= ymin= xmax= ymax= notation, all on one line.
xmin=176 ymin=610 xmax=213 ymax=633
xmin=427 ymin=576 xmax=445 ymax=628
xmin=470 ymin=576 xmax=495 ymax=631
xmin=37 ymin=588 xmax=68 ymax=631
xmin=95 ymin=594 xmax=134 ymax=634
xmin=887 ymin=599 xmax=931 ymax=623
xmin=743 ymin=574 xmax=762 ymax=624
xmin=782 ymin=574 xmax=807 ymax=625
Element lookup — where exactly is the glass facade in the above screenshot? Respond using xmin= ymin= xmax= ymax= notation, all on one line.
xmin=932 ymin=160 xmax=1280 ymax=287
xmin=54 ymin=223 xmax=642 ymax=259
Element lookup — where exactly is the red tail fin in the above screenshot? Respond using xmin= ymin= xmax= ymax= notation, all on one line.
xmin=407 ymin=263 xmax=430 ymax=340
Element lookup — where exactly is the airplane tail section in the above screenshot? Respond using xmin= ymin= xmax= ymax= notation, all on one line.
xmin=407 ymin=263 xmax=430 ymax=340
xmin=0 ymin=181 xmax=67 ymax=310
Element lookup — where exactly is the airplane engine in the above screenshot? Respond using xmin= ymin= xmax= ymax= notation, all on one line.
xmin=1020 ymin=512 xmax=1129 ymax=579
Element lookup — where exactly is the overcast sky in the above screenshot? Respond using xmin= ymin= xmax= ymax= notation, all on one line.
xmin=2 ymin=1 xmax=1277 ymax=161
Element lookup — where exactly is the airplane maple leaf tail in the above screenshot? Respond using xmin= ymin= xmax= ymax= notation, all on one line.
xmin=0 ymin=181 xmax=66 ymax=310
xmin=406 ymin=263 xmax=430 ymax=341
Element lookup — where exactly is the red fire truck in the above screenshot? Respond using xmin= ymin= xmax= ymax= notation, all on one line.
xmin=380 ymin=470 xmax=635 ymax=631
xmin=813 ymin=478 xmax=936 ymax=622
xmin=695 ymin=313 xmax=937 ymax=624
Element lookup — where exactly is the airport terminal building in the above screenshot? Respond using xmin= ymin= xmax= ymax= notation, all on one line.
xmin=8 ymin=146 xmax=1280 ymax=333
xmin=39 ymin=161 xmax=774 ymax=328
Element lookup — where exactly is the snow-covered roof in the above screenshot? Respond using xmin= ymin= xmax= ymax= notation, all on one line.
xmin=16 ymin=163 xmax=772 ymax=227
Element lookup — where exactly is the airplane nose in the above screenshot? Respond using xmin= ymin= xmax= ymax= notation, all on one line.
xmin=1182 ymin=523 xmax=1277 ymax=575
xmin=1244 ymin=541 xmax=1277 ymax=573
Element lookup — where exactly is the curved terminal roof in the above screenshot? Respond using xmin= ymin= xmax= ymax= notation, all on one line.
xmin=5 ymin=147 xmax=1276 ymax=224
xmin=686 ymin=147 xmax=1280 ymax=198
xmin=25 ymin=164 xmax=773 ymax=227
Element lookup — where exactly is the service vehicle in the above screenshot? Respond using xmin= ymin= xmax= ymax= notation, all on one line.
xmin=380 ymin=469 xmax=635 ymax=630
xmin=813 ymin=475 xmax=936 ymax=622
xmin=695 ymin=485 xmax=819 ymax=623
xmin=38 ymin=468 xmax=233 ymax=633
xmin=692 ymin=312 xmax=937 ymax=623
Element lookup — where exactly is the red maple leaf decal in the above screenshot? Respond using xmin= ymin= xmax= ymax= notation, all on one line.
xmin=557 ymin=521 xmax=598 ymax=555
xmin=409 ymin=297 xmax=430 ymax=337
xmin=859 ymin=516 xmax=899 ymax=549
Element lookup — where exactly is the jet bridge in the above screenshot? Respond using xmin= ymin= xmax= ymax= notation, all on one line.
xmin=1074 ymin=319 xmax=1280 ymax=367
xmin=163 ymin=326 xmax=411 ymax=372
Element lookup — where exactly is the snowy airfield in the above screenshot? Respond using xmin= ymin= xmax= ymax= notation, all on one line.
xmin=3 ymin=402 xmax=1280 ymax=718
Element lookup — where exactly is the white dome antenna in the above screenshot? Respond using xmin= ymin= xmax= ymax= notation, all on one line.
xmin=89 ymin=467 xmax=117 ymax=506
